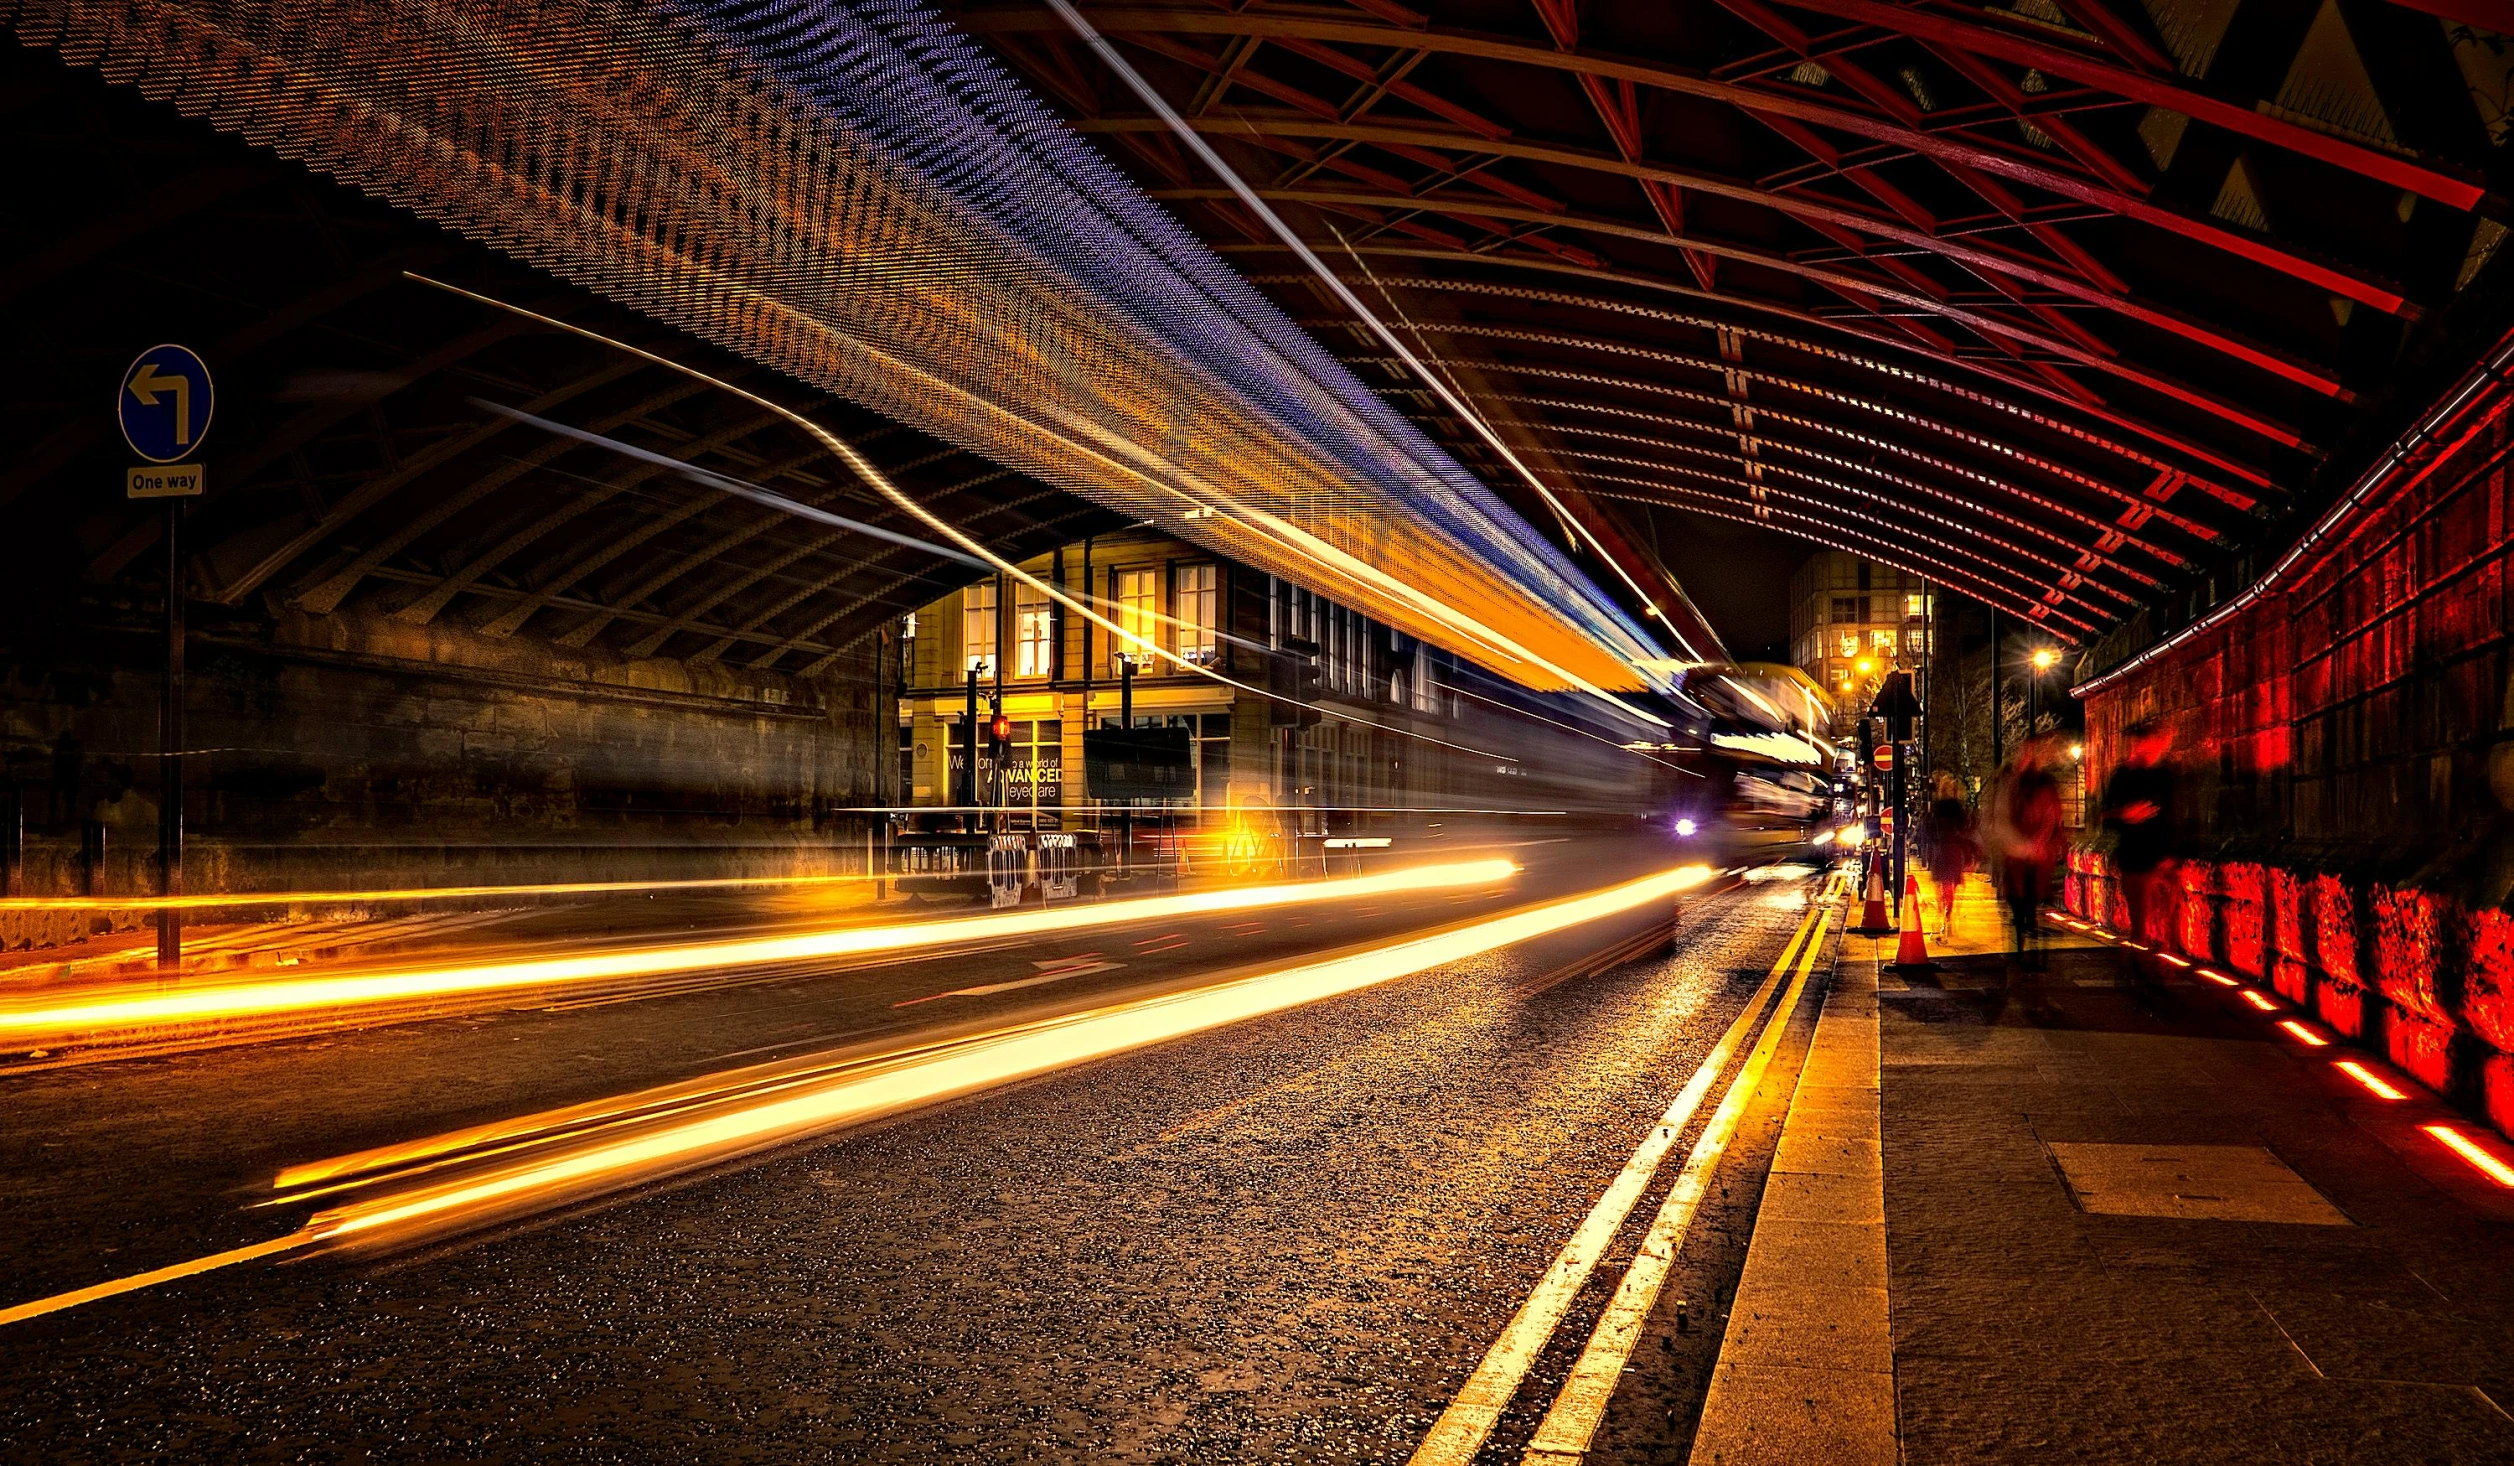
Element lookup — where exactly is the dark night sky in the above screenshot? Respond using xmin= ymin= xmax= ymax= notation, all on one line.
xmin=1632 ymin=506 xmax=1815 ymax=664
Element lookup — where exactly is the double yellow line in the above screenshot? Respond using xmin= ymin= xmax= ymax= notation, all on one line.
xmin=1411 ymin=872 xmax=1839 ymax=1466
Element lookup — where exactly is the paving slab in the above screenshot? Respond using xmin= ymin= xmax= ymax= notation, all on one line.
xmin=1686 ymin=877 xmax=2514 ymax=1465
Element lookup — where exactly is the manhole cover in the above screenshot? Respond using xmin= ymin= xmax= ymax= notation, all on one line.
xmin=2046 ymin=1143 xmax=2351 ymax=1224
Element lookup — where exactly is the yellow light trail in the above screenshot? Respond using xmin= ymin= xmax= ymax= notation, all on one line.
xmin=0 ymin=861 xmax=1714 ymax=1328
xmin=410 ymin=274 xmax=1678 ymax=761
xmin=0 ymin=871 xmax=889 ymax=913
xmin=0 ymin=860 xmax=1518 ymax=1048
xmin=295 ymin=862 xmax=1714 ymax=1250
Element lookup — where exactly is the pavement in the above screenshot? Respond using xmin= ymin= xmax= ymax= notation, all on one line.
xmin=1691 ymin=869 xmax=2514 ymax=1465
xmin=0 ymin=848 xmax=1829 ymax=1463
xmin=12 ymin=854 xmax=2514 ymax=1463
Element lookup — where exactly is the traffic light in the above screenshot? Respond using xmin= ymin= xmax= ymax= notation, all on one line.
xmin=989 ymin=704 xmax=1013 ymax=747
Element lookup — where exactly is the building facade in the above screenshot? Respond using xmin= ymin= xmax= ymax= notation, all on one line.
xmin=1788 ymin=552 xmax=1933 ymax=714
xmin=895 ymin=527 xmax=1587 ymax=832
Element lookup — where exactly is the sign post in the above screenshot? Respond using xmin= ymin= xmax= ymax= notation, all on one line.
xmin=119 ymin=345 xmax=213 ymax=977
xmin=1869 ymin=671 xmax=1923 ymax=924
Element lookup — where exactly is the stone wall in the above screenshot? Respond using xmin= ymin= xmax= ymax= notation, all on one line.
xmin=0 ymin=605 xmax=885 ymax=896
xmin=2073 ymin=329 xmax=2514 ymax=1135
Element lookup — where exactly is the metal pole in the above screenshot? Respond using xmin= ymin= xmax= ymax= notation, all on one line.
xmin=1988 ymin=604 xmax=2003 ymax=772
xmin=157 ymin=500 xmax=184 ymax=976
xmin=1119 ymin=660 xmax=1134 ymax=876
xmin=1918 ymin=582 xmax=1931 ymax=784
xmin=963 ymin=666 xmax=979 ymax=830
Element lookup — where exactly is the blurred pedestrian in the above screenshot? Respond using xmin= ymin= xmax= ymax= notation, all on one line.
xmin=1991 ymin=740 xmax=2064 ymax=967
xmin=2101 ymin=719 xmax=2179 ymax=995
xmin=1924 ymin=771 xmax=1977 ymax=937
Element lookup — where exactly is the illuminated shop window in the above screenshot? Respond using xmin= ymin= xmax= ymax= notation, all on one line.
xmin=1174 ymin=563 xmax=1217 ymax=664
xmin=1014 ymin=582 xmax=1053 ymax=679
xmin=963 ymin=580 xmax=997 ymax=674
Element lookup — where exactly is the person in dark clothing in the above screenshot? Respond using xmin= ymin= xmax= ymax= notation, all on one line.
xmin=1924 ymin=771 xmax=1977 ymax=937
xmin=1993 ymin=740 xmax=2064 ymax=968
xmin=2101 ymin=720 xmax=2179 ymax=993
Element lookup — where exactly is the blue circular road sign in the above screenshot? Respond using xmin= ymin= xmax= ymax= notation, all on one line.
xmin=118 ymin=344 xmax=214 ymax=464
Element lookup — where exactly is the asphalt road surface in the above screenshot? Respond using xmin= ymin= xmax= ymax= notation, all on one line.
xmin=0 ymin=845 xmax=1836 ymax=1463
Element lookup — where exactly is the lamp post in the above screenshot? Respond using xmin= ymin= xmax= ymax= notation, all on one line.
xmin=2027 ymin=646 xmax=2058 ymax=741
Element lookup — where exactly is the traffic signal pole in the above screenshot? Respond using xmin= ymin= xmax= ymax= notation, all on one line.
xmin=963 ymin=667 xmax=980 ymax=830
xmin=1118 ymin=659 xmax=1134 ymax=877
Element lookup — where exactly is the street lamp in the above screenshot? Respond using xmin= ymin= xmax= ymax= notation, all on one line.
xmin=2026 ymin=645 xmax=2059 ymax=737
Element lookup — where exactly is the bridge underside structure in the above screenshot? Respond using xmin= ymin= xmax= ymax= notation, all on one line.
xmin=1 ymin=0 xmax=1730 ymax=894
xmin=1 ymin=40 xmax=1143 ymax=892
xmin=8 ymin=0 xmax=1697 ymax=700
xmin=954 ymin=0 xmax=2514 ymax=644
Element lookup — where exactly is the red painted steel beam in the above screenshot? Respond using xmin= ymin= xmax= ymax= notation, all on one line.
xmin=1769 ymin=0 xmax=2490 ymax=209
xmin=1144 ymin=160 xmax=2335 ymax=436
xmin=1493 ymin=392 xmax=2182 ymax=578
xmin=1339 ymin=330 xmax=2235 ymax=542
xmin=1279 ymin=270 xmax=2260 ymax=518
xmin=2044 ymin=0 xmax=2178 ymax=76
xmin=1542 ymin=432 xmax=2150 ymax=605
xmin=2377 ymin=0 xmax=2514 ymax=28
xmin=1224 ymin=233 xmax=2294 ymax=489
xmin=1568 ymin=470 xmax=2101 ymax=636
xmin=969 ymin=8 xmax=2424 ymax=312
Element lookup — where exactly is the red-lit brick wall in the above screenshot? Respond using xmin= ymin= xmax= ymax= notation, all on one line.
xmin=2076 ymin=359 xmax=2514 ymax=1130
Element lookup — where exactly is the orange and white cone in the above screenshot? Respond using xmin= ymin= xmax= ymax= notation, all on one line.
xmin=1851 ymin=858 xmax=1895 ymax=934
xmin=1888 ymin=875 xmax=1938 ymax=970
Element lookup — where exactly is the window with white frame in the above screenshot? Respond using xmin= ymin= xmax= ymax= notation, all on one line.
xmin=1115 ymin=567 xmax=1159 ymax=666
xmin=1174 ymin=563 xmax=1217 ymax=664
xmin=962 ymin=580 xmax=998 ymax=674
xmin=1014 ymin=581 xmax=1053 ymax=679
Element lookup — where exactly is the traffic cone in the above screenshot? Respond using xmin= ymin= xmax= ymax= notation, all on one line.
xmin=1888 ymin=875 xmax=1938 ymax=971
xmin=1850 ymin=858 xmax=1895 ymax=934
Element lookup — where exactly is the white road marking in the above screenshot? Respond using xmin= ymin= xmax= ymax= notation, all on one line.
xmin=1519 ymin=898 xmax=1836 ymax=1463
xmin=1409 ymin=874 xmax=1835 ymax=1466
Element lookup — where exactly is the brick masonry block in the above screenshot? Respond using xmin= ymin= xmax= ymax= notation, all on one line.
xmin=2462 ymin=908 xmax=2514 ymax=1055
xmin=2383 ymin=1006 xmax=2458 ymax=1096
xmin=2223 ymin=861 xmax=2267 ymax=979
xmin=2371 ymin=885 xmax=2453 ymax=1026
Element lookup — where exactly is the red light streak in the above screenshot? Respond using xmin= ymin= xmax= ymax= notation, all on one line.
xmin=2276 ymin=1019 xmax=2327 ymax=1046
xmin=2241 ymin=990 xmax=2278 ymax=1011
xmin=2423 ymin=1125 xmax=2514 ymax=1187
